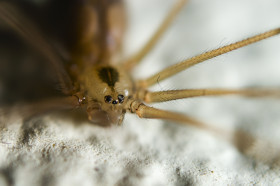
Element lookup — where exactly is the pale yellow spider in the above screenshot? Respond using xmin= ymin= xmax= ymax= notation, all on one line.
xmin=0 ymin=0 xmax=280 ymax=148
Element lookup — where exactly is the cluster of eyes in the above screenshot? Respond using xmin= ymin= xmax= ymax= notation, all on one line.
xmin=104 ymin=95 xmax=124 ymax=104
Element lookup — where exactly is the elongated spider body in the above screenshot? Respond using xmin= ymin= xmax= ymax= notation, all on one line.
xmin=0 ymin=0 xmax=279 ymax=145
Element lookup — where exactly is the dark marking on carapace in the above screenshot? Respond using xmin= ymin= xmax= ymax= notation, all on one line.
xmin=98 ymin=67 xmax=119 ymax=87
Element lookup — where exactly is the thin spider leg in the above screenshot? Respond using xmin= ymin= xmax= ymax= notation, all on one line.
xmin=140 ymin=88 xmax=280 ymax=103
xmin=123 ymin=0 xmax=188 ymax=70
xmin=0 ymin=2 xmax=74 ymax=94
xmin=1 ymin=96 xmax=79 ymax=121
xmin=138 ymin=28 xmax=280 ymax=88
xmin=127 ymin=99 xmax=268 ymax=154
xmin=127 ymin=99 xmax=230 ymax=138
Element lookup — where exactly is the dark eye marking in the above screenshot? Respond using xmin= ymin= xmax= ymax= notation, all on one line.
xmin=118 ymin=94 xmax=124 ymax=103
xmin=104 ymin=95 xmax=113 ymax=103
xmin=98 ymin=67 xmax=119 ymax=87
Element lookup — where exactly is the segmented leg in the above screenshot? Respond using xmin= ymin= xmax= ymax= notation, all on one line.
xmin=123 ymin=0 xmax=188 ymax=70
xmin=1 ymin=96 xmax=79 ymax=121
xmin=138 ymin=28 xmax=280 ymax=88
xmin=127 ymin=99 xmax=215 ymax=129
xmin=0 ymin=2 xmax=74 ymax=94
xmin=140 ymin=88 xmax=280 ymax=103
xmin=127 ymin=99 xmax=242 ymax=143
xmin=126 ymin=99 xmax=264 ymax=153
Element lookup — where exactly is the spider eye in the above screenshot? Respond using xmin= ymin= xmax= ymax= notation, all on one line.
xmin=104 ymin=95 xmax=113 ymax=103
xmin=118 ymin=94 xmax=124 ymax=103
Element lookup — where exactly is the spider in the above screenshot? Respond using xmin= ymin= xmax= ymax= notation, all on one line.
xmin=0 ymin=1 xmax=280 ymax=185
xmin=0 ymin=0 xmax=279 ymax=150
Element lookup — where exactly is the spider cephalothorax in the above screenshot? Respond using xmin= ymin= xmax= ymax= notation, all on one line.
xmin=75 ymin=64 xmax=133 ymax=126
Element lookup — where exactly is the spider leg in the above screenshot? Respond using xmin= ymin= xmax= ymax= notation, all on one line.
xmin=138 ymin=88 xmax=280 ymax=103
xmin=123 ymin=0 xmax=189 ymax=70
xmin=1 ymin=96 xmax=79 ymax=122
xmin=138 ymin=28 xmax=280 ymax=88
xmin=126 ymin=99 xmax=277 ymax=157
xmin=126 ymin=99 xmax=230 ymax=138
xmin=0 ymin=2 xmax=74 ymax=95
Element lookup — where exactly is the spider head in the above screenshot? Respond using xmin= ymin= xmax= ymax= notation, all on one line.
xmin=80 ymin=65 xmax=133 ymax=126
xmin=86 ymin=94 xmax=126 ymax=126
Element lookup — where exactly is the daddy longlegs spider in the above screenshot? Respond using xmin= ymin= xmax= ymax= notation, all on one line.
xmin=0 ymin=0 xmax=280 ymax=164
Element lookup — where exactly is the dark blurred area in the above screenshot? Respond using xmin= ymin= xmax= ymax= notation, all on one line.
xmin=0 ymin=0 xmax=82 ymax=106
